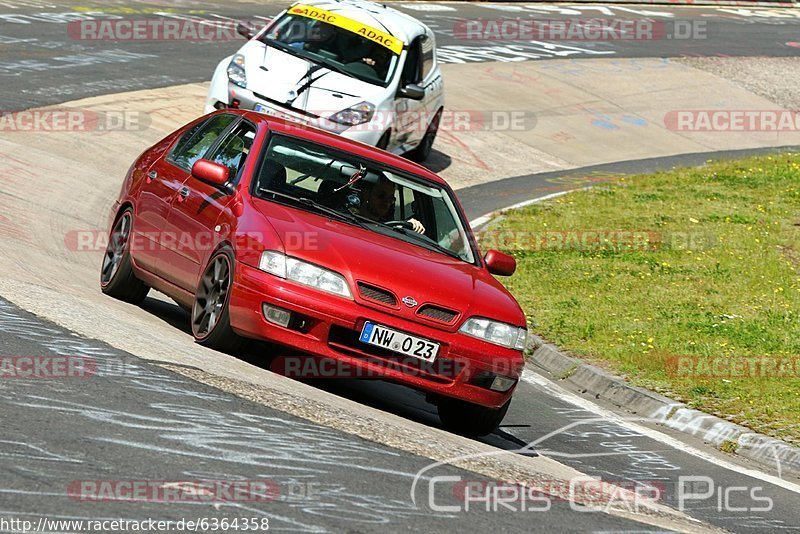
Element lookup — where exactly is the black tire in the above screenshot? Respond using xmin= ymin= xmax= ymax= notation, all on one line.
xmin=191 ymin=247 xmax=245 ymax=352
xmin=409 ymin=110 xmax=441 ymax=163
xmin=438 ymin=397 xmax=511 ymax=437
xmin=100 ymin=208 xmax=150 ymax=304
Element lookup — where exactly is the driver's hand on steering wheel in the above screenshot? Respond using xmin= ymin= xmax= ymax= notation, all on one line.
xmin=409 ymin=218 xmax=425 ymax=234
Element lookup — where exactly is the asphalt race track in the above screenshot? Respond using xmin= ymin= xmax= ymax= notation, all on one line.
xmin=2 ymin=297 xmax=671 ymax=532
xmin=2 ymin=1 xmax=800 ymax=111
xmin=2 ymin=1 xmax=800 ymax=532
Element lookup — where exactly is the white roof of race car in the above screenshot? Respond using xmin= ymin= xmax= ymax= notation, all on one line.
xmin=286 ymin=0 xmax=430 ymax=47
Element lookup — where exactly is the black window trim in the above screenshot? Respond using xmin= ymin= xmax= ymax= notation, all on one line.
xmin=420 ymin=33 xmax=435 ymax=82
xmin=205 ymin=116 xmax=259 ymax=187
xmin=165 ymin=113 xmax=242 ymax=174
xmin=400 ymin=36 xmax=423 ymax=86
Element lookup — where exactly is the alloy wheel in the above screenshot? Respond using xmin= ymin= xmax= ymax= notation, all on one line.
xmin=101 ymin=212 xmax=131 ymax=286
xmin=192 ymin=254 xmax=232 ymax=338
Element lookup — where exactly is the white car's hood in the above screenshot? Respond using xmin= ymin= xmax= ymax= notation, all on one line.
xmin=240 ymin=41 xmax=384 ymax=116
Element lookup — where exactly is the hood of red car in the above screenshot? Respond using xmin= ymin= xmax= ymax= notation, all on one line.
xmin=252 ymin=201 xmax=525 ymax=329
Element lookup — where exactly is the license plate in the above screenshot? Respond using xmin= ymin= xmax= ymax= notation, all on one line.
xmin=253 ymin=103 xmax=299 ymax=122
xmin=359 ymin=322 xmax=439 ymax=362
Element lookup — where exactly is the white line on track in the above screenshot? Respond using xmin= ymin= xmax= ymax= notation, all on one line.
xmin=522 ymin=370 xmax=800 ymax=495
xmin=468 ymin=190 xmax=573 ymax=229
xmin=472 ymin=186 xmax=800 ymax=491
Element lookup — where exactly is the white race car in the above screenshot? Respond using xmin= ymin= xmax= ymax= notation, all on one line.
xmin=205 ymin=0 xmax=445 ymax=162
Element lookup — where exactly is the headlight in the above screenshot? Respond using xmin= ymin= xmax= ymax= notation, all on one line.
xmin=460 ymin=317 xmax=527 ymax=350
xmin=258 ymin=251 xmax=352 ymax=299
xmin=227 ymin=54 xmax=247 ymax=88
xmin=329 ymin=101 xmax=375 ymax=126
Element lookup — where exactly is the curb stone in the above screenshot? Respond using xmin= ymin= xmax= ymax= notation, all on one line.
xmin=525 ymin=334 xmax=800 ymax=478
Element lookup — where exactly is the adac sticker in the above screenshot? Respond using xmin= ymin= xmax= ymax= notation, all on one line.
xmin=289 ymin=4 xmax=403 ymax=55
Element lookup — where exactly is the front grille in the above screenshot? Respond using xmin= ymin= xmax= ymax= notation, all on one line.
xmin=327 ymin=326 xmax=463 ymax=383
xmin=357 ymin=282 xmax=397 ymax=307
xmin=417 ymin=304 xmax=459 ymax=323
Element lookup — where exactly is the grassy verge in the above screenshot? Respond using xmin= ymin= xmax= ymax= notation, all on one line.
xmin=488 ymin=154 xmax=800 ymax=443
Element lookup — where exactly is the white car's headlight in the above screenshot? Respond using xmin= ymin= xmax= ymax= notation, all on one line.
xmin=329 ymin=101 xmax=375 ymax=126
xmin=259 ymin=251 xmax=352 ymax=299
xmin=227 ymin=54 xmax=247 ymax=88
xmin=460 ymin=317 xmax=527 ymax=350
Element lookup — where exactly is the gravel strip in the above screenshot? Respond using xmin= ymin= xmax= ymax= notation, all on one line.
xmin=676 ymin=57 xmax=800 ymax=109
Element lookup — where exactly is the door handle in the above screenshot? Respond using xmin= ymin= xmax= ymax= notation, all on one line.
xmin=146 ymin=170 xmax=157 ymax=184
xmin=177 ymin=187 xmax=190 ymax=202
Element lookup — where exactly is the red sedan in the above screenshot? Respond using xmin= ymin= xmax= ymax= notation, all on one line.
xmin=101 ymin=110 xmax=527 ymax=435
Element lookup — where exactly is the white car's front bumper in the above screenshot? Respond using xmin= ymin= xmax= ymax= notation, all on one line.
xmin=213 ymin=84 xmax=388 ymax=147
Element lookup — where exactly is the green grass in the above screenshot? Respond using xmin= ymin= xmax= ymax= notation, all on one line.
xmin=490 ymin=154 xmax=800 ymax=443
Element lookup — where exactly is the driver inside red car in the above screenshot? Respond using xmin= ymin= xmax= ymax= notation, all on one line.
xmin=358 ymin=175 xmax=425 ymax=234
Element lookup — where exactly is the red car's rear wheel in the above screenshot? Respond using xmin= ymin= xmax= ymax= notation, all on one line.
xmin=100 ymin=208 xmax=150 ymax=304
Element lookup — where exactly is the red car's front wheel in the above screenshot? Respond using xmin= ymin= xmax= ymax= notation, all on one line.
xmin=438 ymin=397 xmax=511 ymax=437
xmin=191 ymin=247 xmax=245 ymax=352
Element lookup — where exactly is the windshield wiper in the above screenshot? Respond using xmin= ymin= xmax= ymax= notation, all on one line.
xmin=308 ymin=56 xmax=353 ymax=79
xmin=385 ymin=225 xmax=463 ymax=260
xmin=260 ymin=37 xmax=305 ymax=60
xmin=260 ymin=38 xmax=351 ymax=78
xmin=257 ymin=188 xmax=370 ymax=230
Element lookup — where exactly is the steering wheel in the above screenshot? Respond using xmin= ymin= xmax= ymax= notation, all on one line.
xmin=384 ymin=220 xmax=414 ymax=230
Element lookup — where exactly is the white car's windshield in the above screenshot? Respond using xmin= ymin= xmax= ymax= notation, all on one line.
xmin=261 ymin=13 xmax=400 ymax=86
xmin=253 ymin=134 xmax=476 ymax=264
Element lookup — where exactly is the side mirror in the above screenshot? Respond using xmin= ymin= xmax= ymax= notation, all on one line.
xmin=192 ymin=159 xmax=229 ymax=187
xmin=237 ymin=22 xmax=255 ymax=40
xmin=485 ymin=250 xmax=516 ymax=276
xmin=398 ymin=83 xmax=425 ymax=101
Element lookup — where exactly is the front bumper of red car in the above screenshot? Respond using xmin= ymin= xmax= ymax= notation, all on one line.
xmin=229 ymin=262 xmax=524 ymax=408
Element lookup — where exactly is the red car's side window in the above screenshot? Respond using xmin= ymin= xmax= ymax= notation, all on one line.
xmin=205 ymin=121 xmax=257 ymax=184
xmin=168 ymin=114 xmax=237 ymax=171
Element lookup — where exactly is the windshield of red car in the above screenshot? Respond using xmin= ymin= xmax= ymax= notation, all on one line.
xmin=252 ymin=134 xmax=476 ymax=264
